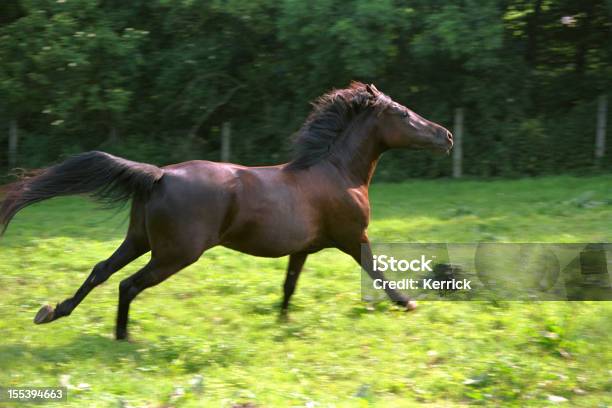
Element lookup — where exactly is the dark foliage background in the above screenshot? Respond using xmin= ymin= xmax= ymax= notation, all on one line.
xmin=0 ymin=0 xmax=610 ymax=180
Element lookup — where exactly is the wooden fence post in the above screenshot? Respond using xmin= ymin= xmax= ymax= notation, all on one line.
xmin=221 ymin=121 xmax=231 ymax=162
xmin=452 ymin=107 xmax=463 ymax=178
xmin=8 ymin=118 xmax=18 ymax=169
xmin=595 ymin=94 xmax=608 ymax=163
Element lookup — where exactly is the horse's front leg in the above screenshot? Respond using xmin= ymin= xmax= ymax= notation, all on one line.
xmin=340 ymin=235 xmax=417 ymax=311
xmin=281 ymin=252 xmax=308 ymax=314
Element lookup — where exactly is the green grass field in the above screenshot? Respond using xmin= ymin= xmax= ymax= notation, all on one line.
xmin=0 ymin=176 xmax=611 ymax=407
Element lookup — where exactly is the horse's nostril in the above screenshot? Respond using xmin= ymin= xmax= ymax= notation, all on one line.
xmin=446 ymin=131 xmax=453 ymax=141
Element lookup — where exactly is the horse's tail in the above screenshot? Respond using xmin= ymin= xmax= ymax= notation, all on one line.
xmin=0 ymin=151 xmax=163 ymax=235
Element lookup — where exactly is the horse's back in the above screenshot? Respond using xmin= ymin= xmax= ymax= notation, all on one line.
xmin=142 ymin=160 xmax=319 ymax=258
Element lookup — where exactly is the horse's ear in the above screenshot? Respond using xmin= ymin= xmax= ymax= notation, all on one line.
xmin=366 ymin=84 xmax=379 ymax=96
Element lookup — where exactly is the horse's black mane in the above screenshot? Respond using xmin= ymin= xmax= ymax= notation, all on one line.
xmin=287 ymin=82 xmax=391 ymax=170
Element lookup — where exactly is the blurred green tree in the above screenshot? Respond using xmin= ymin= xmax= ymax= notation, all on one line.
xmin=0 ymin=0 xmax=609 ymax=177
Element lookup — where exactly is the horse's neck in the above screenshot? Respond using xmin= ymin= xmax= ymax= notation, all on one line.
xmin=332 ymin=125 xmax=383 ymax=188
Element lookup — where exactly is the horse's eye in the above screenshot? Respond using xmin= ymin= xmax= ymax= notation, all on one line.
xmin=401 ymin=111 xmax=409 ymax=118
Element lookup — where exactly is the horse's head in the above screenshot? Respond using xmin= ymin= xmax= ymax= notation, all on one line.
xmin=368 ymin=84 xmax=453 ymax=153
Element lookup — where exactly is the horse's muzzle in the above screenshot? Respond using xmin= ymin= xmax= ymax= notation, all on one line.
xmin=437 ymin=129 xmax=453 ymax=153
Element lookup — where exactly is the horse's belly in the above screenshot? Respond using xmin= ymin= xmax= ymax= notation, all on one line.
xmin=221 ymin=218 xmax=318 ymax=258
xmin=222 ymin=241 xmax=297 ymax=258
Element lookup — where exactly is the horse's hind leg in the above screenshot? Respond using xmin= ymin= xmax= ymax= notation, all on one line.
xmin=115 ymin=253 xmax=200 ymax=340
xmin=34 ymin=234 xmax=149 ymax=324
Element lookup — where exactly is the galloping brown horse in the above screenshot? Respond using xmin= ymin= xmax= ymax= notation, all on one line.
xmin=0 ymin=82 xmax=452 ymax=340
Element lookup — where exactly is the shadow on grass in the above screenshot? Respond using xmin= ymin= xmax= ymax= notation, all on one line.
xmin=0 ymin=334 xmax=141 ymax=372
xmin=0 ymin=331 xmax=252 ymax=373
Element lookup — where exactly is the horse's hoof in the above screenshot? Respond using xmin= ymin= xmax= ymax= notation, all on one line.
xmin=34 ymin=304 xmax=55 ymax=324
xmin=405 ymin=300 xmax=417 ymax=312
